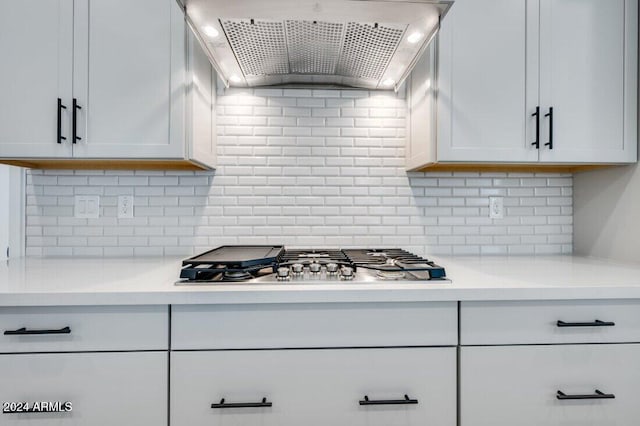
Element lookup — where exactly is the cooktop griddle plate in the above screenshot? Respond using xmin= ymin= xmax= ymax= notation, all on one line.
xmin=180 ymin=245 xmax=284 ymax=281
xmin=182 ymin=245 xmax=284 ymax=268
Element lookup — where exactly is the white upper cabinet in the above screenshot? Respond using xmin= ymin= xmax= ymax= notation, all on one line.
xmin=0 ymin=0 xmax=73 ymax=158
xmin=72 ymin=0 xmax=184 ymax=159
xmin=539 ymin=0 xmax=637 ymax=163
xmin=186 ymin=27 xmax=217 ymax=168
xmin=0 ymin=0 xmax=216 ymax=170
xmin=408 ymin=0 xmax=637 ymax=170
xmin=436 ymin=0 xmax=538 ymax=164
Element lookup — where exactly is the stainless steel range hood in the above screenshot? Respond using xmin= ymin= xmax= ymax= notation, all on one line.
xmin=184 ymin=0 xmax=453 ymax=91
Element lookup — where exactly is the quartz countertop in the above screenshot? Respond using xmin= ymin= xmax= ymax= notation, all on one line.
xmin=0 ymin=255 xmax=639 ymax=306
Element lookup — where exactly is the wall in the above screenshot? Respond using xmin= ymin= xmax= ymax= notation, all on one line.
xmin=25 ymin=88 xmax=573 ymax=257
xmin=574 ymin=164 xmax=640 ymax=263
xmin=0 ymin=165 xmax=9 ymax=260
xmin=574 ymin=25 xmax=639 ymax=265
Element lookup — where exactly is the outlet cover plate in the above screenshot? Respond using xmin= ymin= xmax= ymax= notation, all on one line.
xmin=489 ymin=197 xmax=504 ymax=219
xmin=118 ymin=195 xmax=134 ymax=219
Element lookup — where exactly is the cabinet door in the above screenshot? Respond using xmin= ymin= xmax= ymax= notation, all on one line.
xmin=172 ymin=302 xmax=458 ymax=350
xmin=460 ymin=300 xmax=640 ymax=345
xmin=406 ymin=41 xmax=437 ymax=170
xmin=0 ymin=0 xmax=73 ymax=158
xmin=0 ymin=352 xmax=167 ymax=425
xmin=0 ymin=305 xmax=169 ymax=353
xmin=437 ymin=0 xmax=539 ymax=163
xmin=460 ymin=344 xmax=640 ymax=426
xmin=539 ymin=0 xmax=638 ymax=163
xmin=186 ymin=29 xmax=217 ymax=168
xmin=172 ymin=348 xmax=456 ymax=426
xmin=72 ymin=0 xmax=185 ymax=159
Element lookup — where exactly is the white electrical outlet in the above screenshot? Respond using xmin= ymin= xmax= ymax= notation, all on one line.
xmin=74 ymin=195 xmax=100 ymax=219
xmin=489 ymin=197 xmax=504 ymax=219
xmin=118 ymin=195 xmax=134 ymax=219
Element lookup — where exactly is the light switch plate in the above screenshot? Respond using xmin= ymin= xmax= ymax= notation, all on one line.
xmin=118 ymin=195 xmax=134 ymax=219
xmin=74 ymin=195 xmax=100 ymax=219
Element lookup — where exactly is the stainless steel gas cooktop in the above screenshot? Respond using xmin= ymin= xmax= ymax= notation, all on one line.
xmin=177 ymin=246 xmax=447 ymax=285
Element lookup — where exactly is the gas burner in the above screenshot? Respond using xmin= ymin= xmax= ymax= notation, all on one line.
xmin=342 ymin=248 xmax=446 ymax=280
xmin=280 ymin=249 xmax=348 ymax=263
xmin=223 ymin=270 xmax=253 ymax=281
xmin=368 ymin=251 xmax=390 ymax=257
xmin=376 ymin=270 xmax=406 ymax=280
xmin=297 ymin=253 xmax=331 ymax=259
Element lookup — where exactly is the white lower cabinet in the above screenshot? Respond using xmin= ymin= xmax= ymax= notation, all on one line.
xmin=171 ymin=347 xmax=456 ymax=426
xmin=460 ymin=300 xmax=640 ymax=345
xmin=0 ymin=305 xmax=169 ymax=353
xmin=172 ymin=302 xmax=457 ymax=350
xmin=460 ymin=344 xmax=640 ymax=426
xmin=0 ymin=351 xmax=167 ymax=425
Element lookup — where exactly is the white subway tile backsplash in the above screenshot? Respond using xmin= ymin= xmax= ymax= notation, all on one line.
xmin=24 ymin=88 xmax=572 ymax=257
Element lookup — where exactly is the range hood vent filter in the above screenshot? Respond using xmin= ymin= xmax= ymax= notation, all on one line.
xmin=221 ymin=20 xmax=289 ymax=76
xmin=222 ymin=19 xmax=405 ymax=81
xmin=186 ymin=0 xmax=453 ymax=90
xmin=337 ymin=22 xmax=405 ymax=81
xmin=286 ymin=20 xmax=344 ymax=75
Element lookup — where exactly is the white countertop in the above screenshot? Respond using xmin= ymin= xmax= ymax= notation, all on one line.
xmin=1 ymin=255 xmax=640 ymax=306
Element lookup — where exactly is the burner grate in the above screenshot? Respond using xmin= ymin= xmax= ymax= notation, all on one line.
xmin=342 ymin=248 xmax=446 ymax=279
xmin=342 ymin=248 xmax=424 ymax=263
xmin=278 ymin=249 xmax=353 ymax=268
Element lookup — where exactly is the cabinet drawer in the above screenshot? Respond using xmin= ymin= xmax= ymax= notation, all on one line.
xmin=460 ymin=344 xmax=640 ymax=426
xmin=171 ymin=347 xmax=456 ymax=426
xmin=460 ymin=300 xmax=640 ymax=345
xmin=0 ymin=351 xmax=167 ymax=425
xmin=0 ymin=305 xmax=168 ymax=352
xmin=172 ymin=302 xmax=457 ymax=349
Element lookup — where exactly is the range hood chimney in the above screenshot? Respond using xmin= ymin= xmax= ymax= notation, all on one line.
xmin=184 ymin=0 xmax=453 ymax=91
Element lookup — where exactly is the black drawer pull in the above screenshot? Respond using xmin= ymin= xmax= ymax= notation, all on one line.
xmin=211 ymin=397 xmax=272 ymax=409
xmin=4 ymin=326 xmax=71 ymax=336
xmin=557 ymin=389 xmax=615 ymax=400
xmin=557 ymin=320 xmax=615 ymax=328
xmin=359 ymin=394 xmax=418 ymax=406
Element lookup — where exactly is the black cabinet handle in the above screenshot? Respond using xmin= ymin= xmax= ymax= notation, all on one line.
xmin=531 ymin=106 xmax=540 ymax=149
xmin=557 ymin=389 xmax=615 ymax=400
xmin=4 ymin=326 xmax=71 ymax=335
xmin=544 ymin=107 xmax=554 ymax=149
xmin=557 ymin=320 xmax=615 ymax=328
xmin=211 ymin=397 xmax=272 ymax=409
xmin=359 ymin=394 xmax=418 ymax=406
xmin=72 ymin=98 xmax=82 ymax=143
xmin=57 ymin=98 xmax=67 ymax=144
